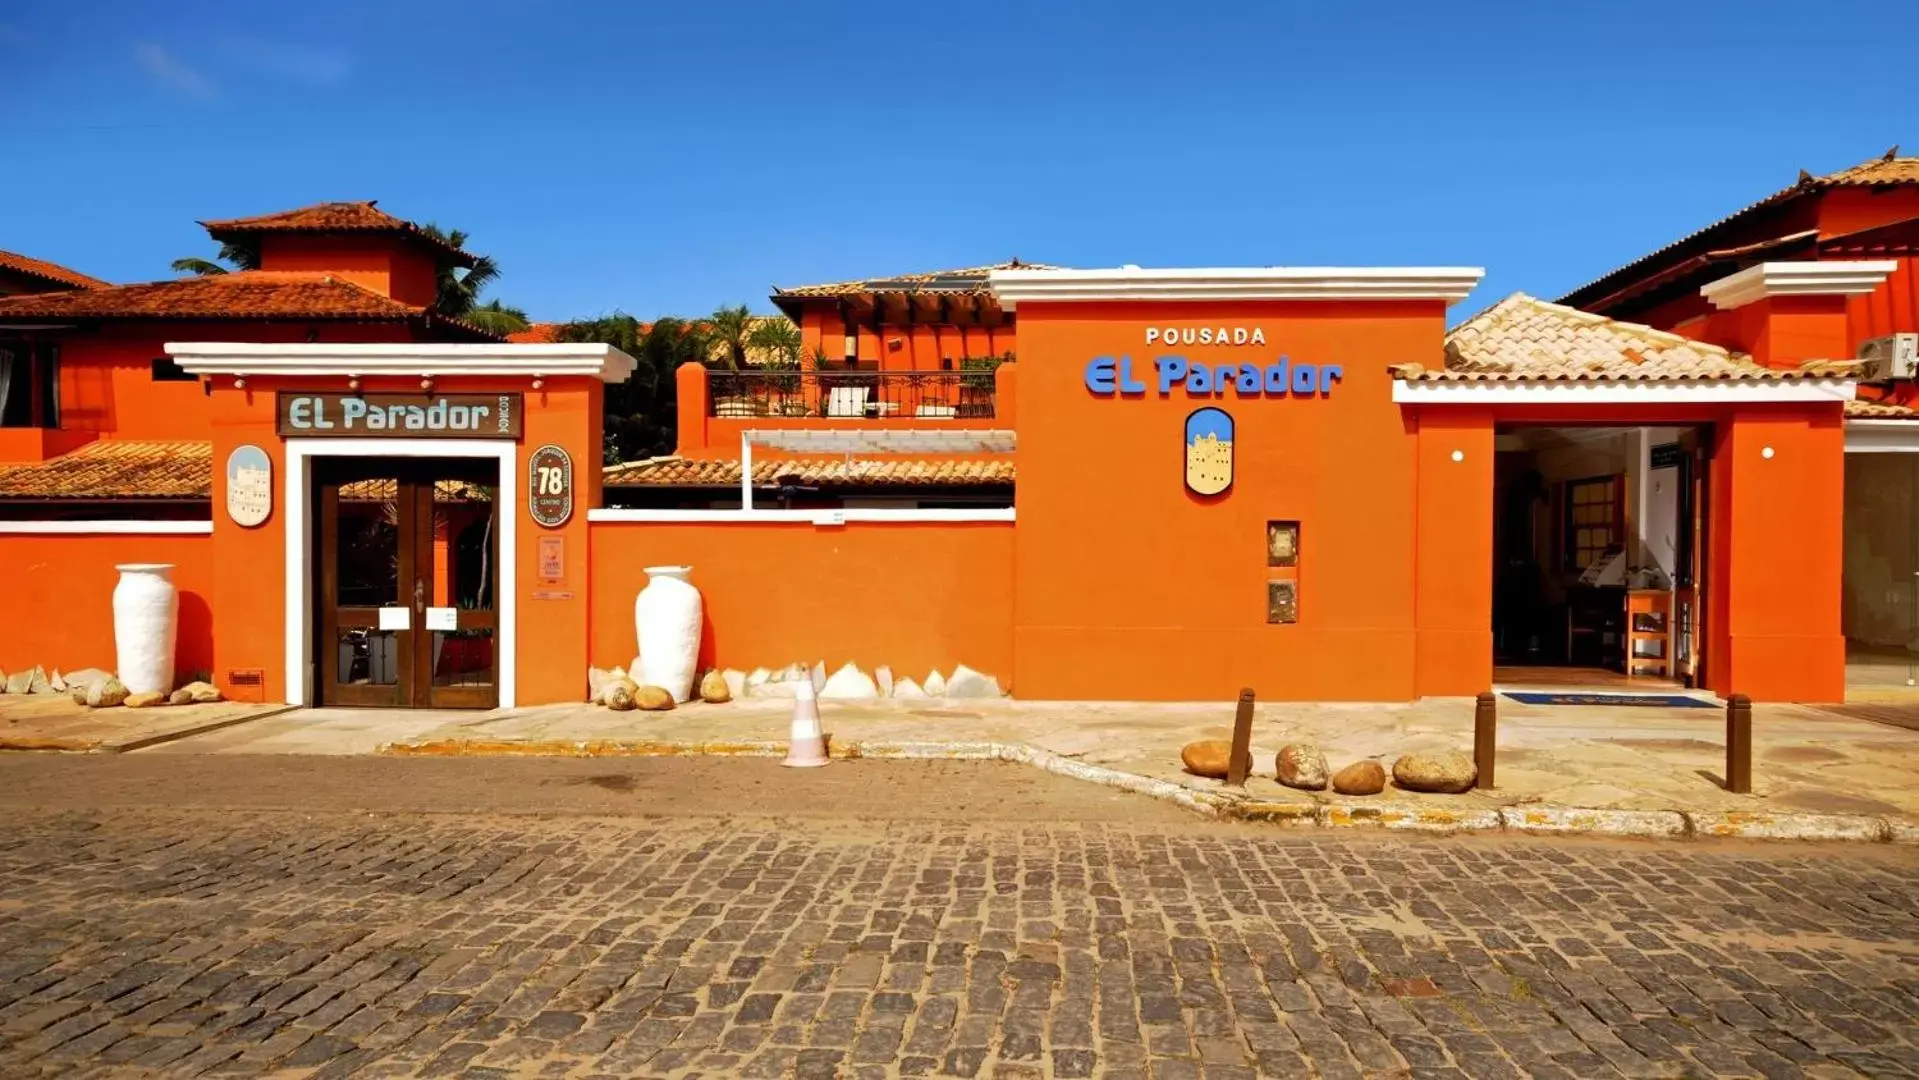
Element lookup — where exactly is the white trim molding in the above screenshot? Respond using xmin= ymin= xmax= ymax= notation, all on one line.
xmin=987 ymin=266 xmax=1485 ymax=308
xmin=283 ymin=438 xmax=518 ymax=709
xmin=167 ymin=342 xmax=639 ymax=383
xmin=1393 ymin=378 xmax=1856 ymax=405
xmin=1699 ymin=260 xmax=1898 ymax=311
xmin=0 ymin=520 xmax=213 ymax=535
xmin=1846 ymin=419 xmax=1919 ymax=452
xmin=588 ymin=508 xmax=1015 ymax=524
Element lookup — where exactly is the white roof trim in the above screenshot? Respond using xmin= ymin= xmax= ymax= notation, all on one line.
xmin=588 ymin=507 xmax=1015 ymax=524
xmin=1846 ymin=419 xmax=1919 ymax=452
xmin=164 ymin=342 xmax=639 ymax=383
xmin=740 ymin=428 xmax=1016 ymax=454
xmin=1699 ymin=260 xmax=1898 ymax=310
xmin=0 ymin=520 xmax=213 ymax=535
xmin=1393 ymin=378 xmax=1856 ymax=405
xmin=987 ymin=266 xmax=1485 ymax=308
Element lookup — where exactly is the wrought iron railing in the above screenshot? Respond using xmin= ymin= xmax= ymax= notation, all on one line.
xmin=708 ymin=370 xmax=995 ymax=420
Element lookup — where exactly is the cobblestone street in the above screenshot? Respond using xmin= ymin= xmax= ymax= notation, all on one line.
xmin=0 ymin=756 xmax=1915 ymax=1079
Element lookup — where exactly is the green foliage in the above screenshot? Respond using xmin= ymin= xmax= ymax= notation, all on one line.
xmin=560 ymin=314 xmax=716 ymax=466
xmin=706 ymin=305 xmax=753 ymax=370
xmin=170 ymin=240 xmax=261 ymax=276
xmin=463 ymin=298 xmax=531 ymax=336
xmin=417 ymin=224 xmax=503 ymax=317
xmin=747 ymin=316 xmax=803 ymax=367
xmin=960 ymin=351 xmax=1014 ymax=390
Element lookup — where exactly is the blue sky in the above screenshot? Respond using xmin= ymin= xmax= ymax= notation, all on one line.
xmin=5 ymin=1 xmax=1917 ymax=322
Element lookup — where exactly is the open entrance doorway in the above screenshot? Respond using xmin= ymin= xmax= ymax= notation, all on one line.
xmin=312 ymin=457 xmax=499 ymax=708
xmin=1492 ymin=424 xmax=1712 ymax=690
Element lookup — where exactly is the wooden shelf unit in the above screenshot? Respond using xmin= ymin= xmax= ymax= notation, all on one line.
xmin=1624 ymin=589 xmax=1673 ymax=680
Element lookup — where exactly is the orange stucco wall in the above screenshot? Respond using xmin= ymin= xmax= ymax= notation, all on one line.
xmin=257 ymin=235 xmax=440 ymax=307
xmin=1010 ymin=300 xmax=1452 ymax=701
xmin=588 ymin=520 xmax=1014 ymax=685
xmin=798 ymin=308 xmax=1015 ymax=371
xmin=0 ymin=532 xmax=215 ymax=678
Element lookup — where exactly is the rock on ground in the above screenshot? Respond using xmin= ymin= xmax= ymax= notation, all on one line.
xmin=634 ymin=685 xmax=676 ymax=711
xmin=599 ymin=677 xmax=638 ymax=708
xmin=587 ymin=667 xmax=615 ymax=703
xmin=125 ymin=691 xmax=169 ymax=709
xmin=178 ymin=680 xmax=223 ymax=704
xmin=721 ymin=669 xmax=746 ymax=700
xmin=1276 ymin=743 xmax=1329 ymax=790
xmin=604 ymin=684 xmax=637 ymax=711
xmin=1392 ymin=751 xmax=1477 ymax=794
xmin=945 ymin=664 xmax=1002 ymax=698
xmin=1331 ymin=759 xmax=1386 ymax=796
xmin=892 ymin=676 xmax=926 ymax=698
xmin=809 ymin=661 xmax=827 ymax=694
xmin=698 ymin=669 xmax=732 ymax=704
xmin=1180 ymin=739 xmax=1234 ymax=779
xmin=924 ymin=670 xmax=946 ymax=696
xmin=819 ymin=663 xmax=880 ymax=700
xmin=5 ymin=669 xmax=35 ymax=695
xmin=168 ymin=688 xmax=195 ymax=706
xmin=86 ymin=677 xmax=129 ymax=708
xmin=875 ymin=665 xmax=894 ymax=698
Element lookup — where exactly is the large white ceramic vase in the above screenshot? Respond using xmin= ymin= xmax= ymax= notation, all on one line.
xmin=634 ymin=565 xmax=702 ymax=702
xmin=113 ymin=563 xmax=178 ymax=695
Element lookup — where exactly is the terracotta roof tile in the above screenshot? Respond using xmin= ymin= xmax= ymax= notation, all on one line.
xmin=775 ymin=260 xmax=1064 ymax=299
xmin=1846 ymin=398 xmax=1919 ymax=419
xmin=200 ymin=200 xmax=479 ymax=267
xmin=1398 ymin=293 xmax=1848 ymax=383
xmin=506 ymin=322 xmax=563 ymax=343
xmin=0 ymin=441 xmax=211 ymax=499
xmin=0 ymin=248 xmax=109 ymax=290
xmin=1562 ymin=153 xmax=1919 ymax=305
xmin=0 ymin=271 xmax=498 ymax=339
xmin=603 ymin=455 xmax=1015 ymax=488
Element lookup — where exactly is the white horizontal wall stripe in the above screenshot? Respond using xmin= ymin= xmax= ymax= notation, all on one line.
xmin=165 ymin=341 xmax=639 ymax=383
xmin=0 ymin=520 xmax=214 ymax=535
xmin=588 ymin=508 xmax=1015 ymax=525
xmin=1393 ymin=379 xmax=1856 ymax=405
xmin=1845 ymin=420 xmax=1919 ymax=452
xmin=988 ymin=266 xmax=1485 ymax=308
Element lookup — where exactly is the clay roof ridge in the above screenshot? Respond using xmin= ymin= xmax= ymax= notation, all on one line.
xmin=773 ymin=260 xmax=1066 ymax=297
xmin=1558 ymin=152 xmax=1919 ymax=305
xmin=199 ymin=200 xmax=479 ymax=268
xmin=0 ymin=248 xmax=111 ymax=290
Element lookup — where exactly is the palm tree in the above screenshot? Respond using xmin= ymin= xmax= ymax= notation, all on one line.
xmin=463 ymin=299 xmax=530 ymax=336
xmin=170 ymin=240 xmax=261 ymax=276
xmin=706 ymin=305 xmax=754 ymax=370
xmin=417 ymin=224 xmax=501 ymax=317
xmin=746 ymin=316 xmax=802 ymax=367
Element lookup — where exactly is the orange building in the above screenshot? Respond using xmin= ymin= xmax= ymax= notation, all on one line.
xmin=4 ymin=157 xmax=1919 ymax=708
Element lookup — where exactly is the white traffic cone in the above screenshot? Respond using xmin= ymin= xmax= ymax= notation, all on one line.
xmin=781 ymin=678 xmax=830 ymax=768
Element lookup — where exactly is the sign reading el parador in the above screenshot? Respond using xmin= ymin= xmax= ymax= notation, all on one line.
xmin=277 ymin=393 xmax=522 ymax=439
xmin=1084 ymin=325 xmax=1343 ymax=398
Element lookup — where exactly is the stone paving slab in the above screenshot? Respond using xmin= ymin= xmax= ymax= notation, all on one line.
xmin=0 ymin=694 xmax=293 ymax=753
xmin=0 ymin=805 xmax=1915 ymax=1079
xmin=145 ymin=693 xmax=1919 ymax=843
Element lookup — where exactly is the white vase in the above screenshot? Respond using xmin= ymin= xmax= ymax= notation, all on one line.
xmin=634 ymin=566 xmax=702 ymax=702
xmin=113 ymin=563 xmax=178 ymax=695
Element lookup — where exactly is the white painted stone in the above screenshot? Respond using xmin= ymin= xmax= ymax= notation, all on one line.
xmin=820 ymin=662 xmax=880 ymax=700
xmin=744 ymin=667 xmax=772 ymax=697
xmin=50 ymin=670 xmax=66 ymax=693
xmin=891 ymin=676 xmax=927 ymax=698
xmin=113 ymin=564 xmax=178 ymax=695
xmin=25 ymin=666 xmax=54 ymax=694
xmin=944 ymin=664 xmax=1001 ymax=698
xmin=587 ymin=667 xmax=615 ymax=703
xmin=875 ymin=665 xmax=894 ymax=698
xmin=924 ymin=670 xmax=946 ymax=696
xmin=5 ymin=669 xmax=33 ymax=695
xmin=757 ymin=681 xmax=802 ymax=699
xmin=810 ymin=661 xmax=826 ymax=693
xmin=722 ymin=669 xmax=746 ymax=701
xmin=634 ymin=566 xmax=702 ymax=703
xmin=63 ymin=668 xmax=112 ymax=693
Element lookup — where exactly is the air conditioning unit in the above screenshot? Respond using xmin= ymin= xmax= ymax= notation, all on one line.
xmin=1860 ymin=333 xmax=1919 ymax=380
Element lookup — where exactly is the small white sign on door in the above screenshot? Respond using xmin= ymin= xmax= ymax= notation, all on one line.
xmin=377 ymin=606 xmax=411 ymax=631
xmin=425 ymin=607 xmax=458 ymax=631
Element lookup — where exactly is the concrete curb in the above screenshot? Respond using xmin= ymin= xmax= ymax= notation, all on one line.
xmin=376 ymin=735 xmax=1918 ymax=845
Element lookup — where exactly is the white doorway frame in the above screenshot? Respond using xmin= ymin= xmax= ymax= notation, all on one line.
xmin=284 ymin=438 xmax=518 ymax=708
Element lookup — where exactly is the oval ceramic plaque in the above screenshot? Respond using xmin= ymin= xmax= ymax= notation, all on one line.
xmin=1184 ymin=407 xmax=1234 ymax=496
xmin=225 ymin=444 xmax=272 ymax=527
xmin=528 ymin=444 xmax=573 ymax=528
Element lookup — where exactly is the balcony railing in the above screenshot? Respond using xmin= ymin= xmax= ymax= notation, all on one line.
xmin=708 ymin=370 xmax=995 ymax=420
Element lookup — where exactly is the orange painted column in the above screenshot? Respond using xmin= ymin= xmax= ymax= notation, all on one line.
xmin=1410 ymin=407 xmax=1494 ymax=696
xmin=1708 ymin=404 xmax=1847 ymax=701
xmin=994 ymin=362 xmax=1018 ymax=428
xmin=207 ymin=382 xmax=287 ymax=701
xmin=675 ymin=363 xmax=708 ymax=455
xmin=515 ymin=378 xmax=602 ymax=706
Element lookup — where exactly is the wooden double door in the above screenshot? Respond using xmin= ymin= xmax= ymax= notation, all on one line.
xmin=315 ymin=458 xmax=499 ymax=708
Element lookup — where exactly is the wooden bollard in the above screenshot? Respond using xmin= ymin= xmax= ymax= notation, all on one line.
xmin=1474 ymin=691 xmax=1497 ymax=790
xmin=1227 ymin=688 xmax=1256 ymax=787
xmin=1726 ymin=693 xmax=1752 ymax=794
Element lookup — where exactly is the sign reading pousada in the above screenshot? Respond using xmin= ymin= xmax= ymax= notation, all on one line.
xmin=277 ymin=393 xmax=522 ymax=439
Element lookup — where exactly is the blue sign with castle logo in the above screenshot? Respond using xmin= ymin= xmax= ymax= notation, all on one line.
xmin=1085 ymin=355 xmax=1342 ymax=398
